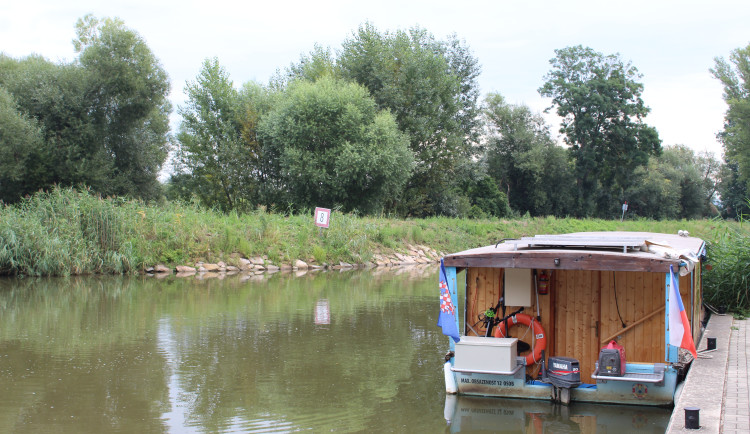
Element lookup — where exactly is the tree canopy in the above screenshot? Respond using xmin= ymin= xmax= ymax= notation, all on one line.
xmin=483 ymin=93 xmax=574 ymax=217
xmin=3 ymin=17 xmax=737 ymax=221
xmin=712 ymin=43 xmax=750 ymax=219
xmin=338 ymin=23 xmax=481 ymax=216
xmin=0 ymin=87 xmax=44 ymax=203
xmin=176 ymin=58 xmax=250 ymax=212
xmin=0 ymin=15 xmax=171 ymax=203
xmin=74 ymin=15 xmax=172 ymax=199
xmin=625 ymin=145 xmax=719 ymax=219
xmin=259 ymin=76 xmax=413 ymax=214
xmin=539 ymin=46 xmax=661 ymax=217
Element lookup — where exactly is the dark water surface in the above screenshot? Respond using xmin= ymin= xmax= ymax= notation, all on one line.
xmin=0 ymin=268 xmax=670 ymax=433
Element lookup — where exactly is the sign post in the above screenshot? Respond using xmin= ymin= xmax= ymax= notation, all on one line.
xmin=314 ymin=207 xmax=331 ymax=236
xmin=621 ymin=201 xmax=628 ymax=222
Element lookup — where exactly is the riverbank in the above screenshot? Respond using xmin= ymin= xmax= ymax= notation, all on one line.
xmin=2 ymin=188 xmax=748 ymax=305
xmin=145 ymin=243 xmax=444 ymax=278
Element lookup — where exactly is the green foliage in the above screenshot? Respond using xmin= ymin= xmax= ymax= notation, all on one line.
xmin=718 ymin=162 xmax=750 ymax=219
xmin=703 ymin=223 xmax=750 ymax=312
xmin=312 ymin=245 xmax=327 ymax=263
xmin=238 ymin=81 xmax=280 ymax=207
xmin=539 ymin=46 xmax=661 ymax=217
xmin=0 ymin=54 xmax=109 ymax=198
xmin=0 ymin=87 xmax=44 ymax=203
xmin=74 ymin=14 xmax=171 ymax=200
xmin=0 ymin=188 xmax=132 ymax=275
xmin=338 ymin=23 xmax=481 ymax=216
xmin=483 ymin=92 xmax=575 ymax=216
xmin=712 ymin=44 xmax=750 ymax=218
xmin=624 ymin=146 xmax=719 ymax=219
xmin=3 ymin=19 xmax=730 ymax=225
xmin=284 ymin=44 xmax=338 ymax=83
xmin=175 ymin=58 xmax=254 ymax=212
xmin=0 ymin=15 xmax=170 ymax=203
xmin=465 ymin=176 xmax=511 ymax=218
xmin=259 ymin=76 xmax=413 ymax=214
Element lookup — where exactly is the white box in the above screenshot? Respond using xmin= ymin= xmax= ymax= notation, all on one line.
xmin=505 ymin=268 xmax=532 ymax=307
xmin=454 ymin=336 xmax=518 ymax=373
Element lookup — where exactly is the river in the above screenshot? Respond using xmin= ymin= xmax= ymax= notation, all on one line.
xmin=0 ymin=267 xmax=671 ymax=433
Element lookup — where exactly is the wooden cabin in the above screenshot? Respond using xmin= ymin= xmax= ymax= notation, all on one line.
xmin=442 ymin=232 xmax=706 ymax=405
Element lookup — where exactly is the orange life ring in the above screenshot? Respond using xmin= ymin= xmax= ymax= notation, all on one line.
xmin=493 ymin=313 xmax=547 ymax=365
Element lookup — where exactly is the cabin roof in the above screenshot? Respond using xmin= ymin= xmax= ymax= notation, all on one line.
xmin=443 ymin=231 xmax=705 ymax=273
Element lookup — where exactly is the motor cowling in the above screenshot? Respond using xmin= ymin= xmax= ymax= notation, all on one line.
xmin=547 ymin=356 xmax=581 ymax=389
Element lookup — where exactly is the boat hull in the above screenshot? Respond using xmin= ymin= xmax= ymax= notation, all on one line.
xmin=451 ymin=363 xmax=677 ymax=407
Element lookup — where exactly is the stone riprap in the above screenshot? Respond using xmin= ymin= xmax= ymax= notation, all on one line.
xmin=145 ymin=244 xmax=445 ymax=277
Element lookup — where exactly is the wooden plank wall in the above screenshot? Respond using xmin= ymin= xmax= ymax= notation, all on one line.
xmin=555 ymin=270 xmax=691 ymax=382
xmin=692 ymin=268 xmax=703 ymax=345
xmin=465 ymin=267 xmax=503 ymax=336
xmin=464 ymin=267 xmax=694 ymax=384
xmin=597 ymin=271 xmax=665 ymax=370
xmin=554 ymin=270 xmax=600 ymax=384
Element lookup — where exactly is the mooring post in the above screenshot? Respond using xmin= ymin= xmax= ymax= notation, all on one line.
xmin=685 ymin=407 xmax=700 ymax=429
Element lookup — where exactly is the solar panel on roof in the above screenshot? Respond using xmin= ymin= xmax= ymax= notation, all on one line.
xmin=505 ymin=235 xmax=647 ymax=253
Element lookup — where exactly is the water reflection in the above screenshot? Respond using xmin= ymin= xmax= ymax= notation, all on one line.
xmin=314 ymin=299 xmax=331 ymax=325
xmin=0 ymin=267 xmax=671 ymax=433
xmin=444 ymin=395 xmax=671 ymax=433
xmin=0 ymin=267 xmax=444 ymax=433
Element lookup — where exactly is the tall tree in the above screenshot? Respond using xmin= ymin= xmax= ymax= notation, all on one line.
xmin=259 ymin=76 xmax=413 ymax=214
xmin=695 ymin=150 xmax=722 ymax=215
xmin=74 ymin=14 xmax=172 ymax=200
xmin=0 ymin=87 xmax=44 ymax=202
xmin=712 ymin=43 xmax=750 ymax=217
xmin=175 ymin=58 xmax=252 ymax=212
xmin=0 ymin=54 xmax=109 ymax=199
xmin=1 ymin=16 xmax=168 ymax=203
xmin=718 ymin=161 xmax=750 ymax=219
xmin=338 ymin=23 xmax=481 ymax=216
xmin=483 ymin=93 xmax=575 ymax=216
xmin=237 ymin=81 xmax=279 ymax=207
xmin=539 ymin=46 xmax=661 ymax=217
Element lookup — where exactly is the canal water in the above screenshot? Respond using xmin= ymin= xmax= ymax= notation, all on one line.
xmin=0 ymin=267 xmax=671 ymax=433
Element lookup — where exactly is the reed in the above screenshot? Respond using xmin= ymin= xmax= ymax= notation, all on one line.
xmin=703 ymin=205 xmax=750 ymax=314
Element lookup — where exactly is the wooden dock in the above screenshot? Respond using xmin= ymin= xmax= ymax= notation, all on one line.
xmin=667 ymin=313 xmax=738 ymax=432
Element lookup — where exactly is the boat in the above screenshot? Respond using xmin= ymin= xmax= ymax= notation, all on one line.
xmin=438 ymin=231 xmax=706 ymax=406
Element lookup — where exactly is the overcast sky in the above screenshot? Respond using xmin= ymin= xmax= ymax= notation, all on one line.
xmin=2 ymin=0 xmax=749 ymax=160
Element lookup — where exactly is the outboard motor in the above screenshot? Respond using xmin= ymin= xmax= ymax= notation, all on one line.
xmin=547 ymin=356 xmax=581 ymax=389
xmin=546 ymin=356 xmax=581 ymax=405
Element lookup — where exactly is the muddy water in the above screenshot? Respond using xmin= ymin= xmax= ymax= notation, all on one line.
xmin=0 ymin=268 xmax=670 ymax=433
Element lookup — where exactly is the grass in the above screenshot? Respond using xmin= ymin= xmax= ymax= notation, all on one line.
xmin=1 ymin=187 xmax=748 ymax=312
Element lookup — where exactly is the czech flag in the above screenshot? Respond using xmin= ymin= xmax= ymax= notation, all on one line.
xmin=437 ymin=259 xmax=460 ymax=343
xmin=668 ymin=265 xmax=697 ymax=358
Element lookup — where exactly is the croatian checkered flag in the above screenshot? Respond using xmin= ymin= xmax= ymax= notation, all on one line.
xmin=437 ymin=259 xmax=460 ymax=343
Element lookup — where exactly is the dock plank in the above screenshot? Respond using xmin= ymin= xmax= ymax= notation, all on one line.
xmin=666 ymin=314 xmax=733 ymax=433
